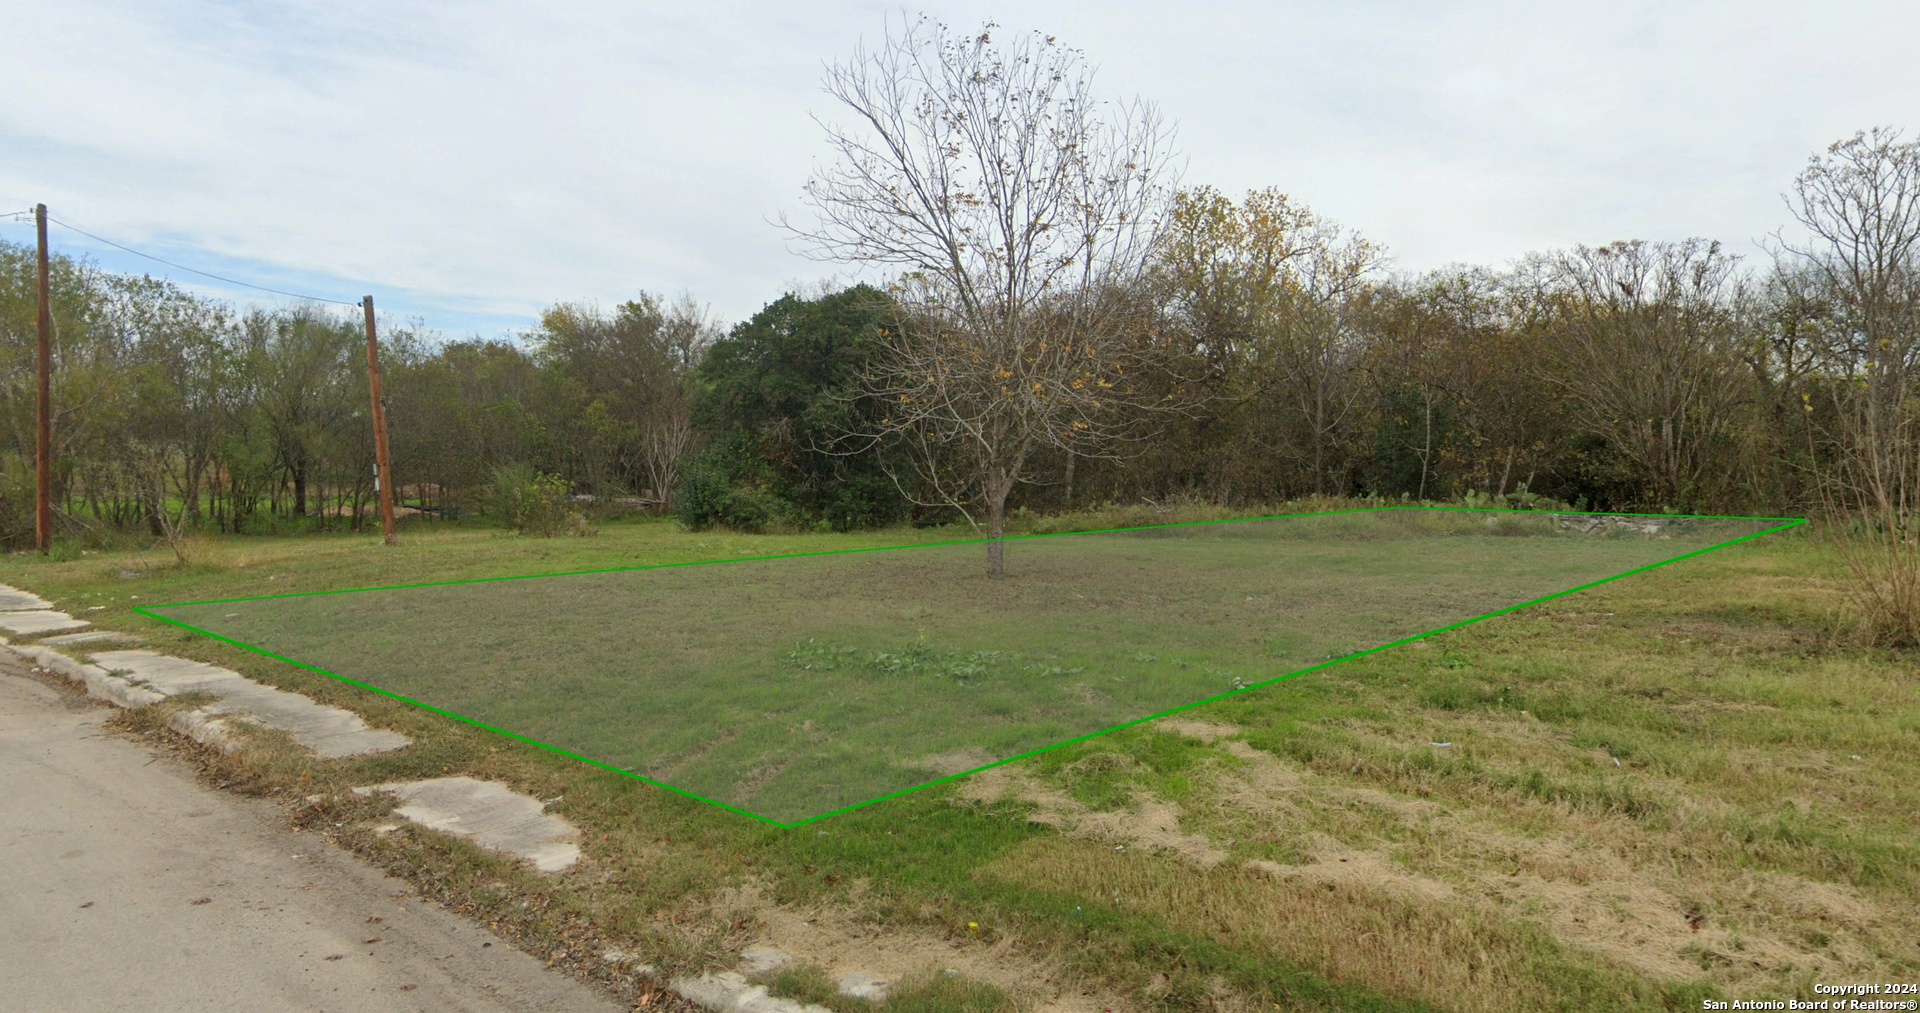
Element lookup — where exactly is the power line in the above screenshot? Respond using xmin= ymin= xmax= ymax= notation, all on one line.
xmin=41 ymin=214 xmax=362 ymax=307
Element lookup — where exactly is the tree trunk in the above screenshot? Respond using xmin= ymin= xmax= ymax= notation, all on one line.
xmin=184 ymin=459 xmax=204 ymax=526
xmin=1311 ymin=384 xmax=1328 ymax=496
xmin=1416 ymin=396 xmax=1433 ymax=501
xmin=984 ymin=471 xmax=1013 ymax=579
xmin=293 ymin=469 xmax=308 ymax=516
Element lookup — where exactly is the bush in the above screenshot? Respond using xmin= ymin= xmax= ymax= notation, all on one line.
xmin=1459 ymin=482 xmax=1573 ymax=513
xmin=487 ymin=463 xmax=589 ymax=537
xmin=821 ymin=470 xmax=905 ymax=532
xmin=673 ymin=450 xmax=740 ymax=531
xmin=672 ymin=447 xmax=782 ymax=532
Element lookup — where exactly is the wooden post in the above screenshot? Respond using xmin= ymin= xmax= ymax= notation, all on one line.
xmin=34 ymin=204 xmax=52 ymax=554
xmin=362 ymin=296 xmax=398 ymax=545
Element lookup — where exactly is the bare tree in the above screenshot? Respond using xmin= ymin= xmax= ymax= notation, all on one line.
xmin=788 ymin=17 xmax=1182 ymax=576
xmin=1783 ymin=127 xmax=1920 ymax=518
xmin=1782 ymin=128 xmax=1920 ymax=644
xmin=640 ymin=412 xmax=692 ymax=511
xmin=1266 ymin=220 xmax=1382 ymax=496
xmin=1524 ymin=239 xmax=1753 ymax=509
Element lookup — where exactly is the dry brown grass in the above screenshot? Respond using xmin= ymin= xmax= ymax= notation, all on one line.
xmin=951 ymin=535 xmax=1915 ymax=1004
xmin=1827 ymin=514 xmax=1920 ymax=646
xmin=981 ymin=837 xmax=1604 ymax=1013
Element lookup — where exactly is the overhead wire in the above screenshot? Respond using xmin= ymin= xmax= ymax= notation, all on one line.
xmin=34 ymin=213 xmax=363 ymax=307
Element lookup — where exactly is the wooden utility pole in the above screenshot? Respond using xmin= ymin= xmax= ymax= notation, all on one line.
xmin=34 ymin=204 xmax=52 ymax=554
xmin=362 ymin=296 xmax=398 ymax=545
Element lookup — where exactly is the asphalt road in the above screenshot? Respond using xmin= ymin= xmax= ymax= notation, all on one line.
xmin=0 ymin=658 xmax=624 ymax=1013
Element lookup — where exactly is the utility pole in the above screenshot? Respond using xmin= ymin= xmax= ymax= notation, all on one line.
xmin=362 ymin=296 xmax=398 ymax=545
xmin=34 ymin=204 xmax=51 ymax=554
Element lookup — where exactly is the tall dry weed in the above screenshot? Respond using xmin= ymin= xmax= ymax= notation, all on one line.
xmin=1821 ymin=409 xmax=1920 ymax=648
xmin=1828 ymin=509 xmax=1920 ymax=647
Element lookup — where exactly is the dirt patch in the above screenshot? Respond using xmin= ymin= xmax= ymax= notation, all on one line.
xmin=959 ymin=764 xmax=1226 ymax=866
xmin=958 ymin=763 xmax=1080 ymax=827
xmin=1247 ymin=833 xmax=1455 ymax=904
xmin=1155 ymin=719 xmax=1240 ymax=743
xmin=1069 ymin=682 xmax=1107 ymax=707
xmin=910 ymin=747 xmax=997 ymax=777
xmin=1465 ymin=863 xmax=1884 ymax=989
xmin=1479 ymin=868 xmax=1703 ymax=980
xmin=1218 ymin=740 xmax=1304 ymax=793
xmin=1078 ymin=798 xmax=1228 ymax=867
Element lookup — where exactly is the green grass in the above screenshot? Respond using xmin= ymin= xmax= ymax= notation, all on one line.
xmin=6 ymin=505 xmax=1911 ymax=1013
xmin=138 ymin=508 xmax=1782 ymax=824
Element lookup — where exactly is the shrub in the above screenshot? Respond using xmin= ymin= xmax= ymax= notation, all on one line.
xmin=487 ymin=463 xmax=583 ymax=537
xmin=672 ymin=443 xmax=791 ymax=532
xmin=673 ymin=449 xmax=744 ymax=531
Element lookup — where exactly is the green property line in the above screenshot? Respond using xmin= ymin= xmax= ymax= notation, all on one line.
xmin=142 ymin=505 xmax=1804 ymax=609
xmin=134 ymin=513 xmax=1806 ymax=829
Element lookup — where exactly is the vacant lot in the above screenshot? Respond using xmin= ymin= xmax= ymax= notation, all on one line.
xmin=3 ymin=506 xmax=1911 ymax=1013
xmin=145 ymin=509 xmax=1780 ymax=824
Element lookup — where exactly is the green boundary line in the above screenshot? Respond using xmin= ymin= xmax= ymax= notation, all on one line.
xmin=133 ymin=508 xmax=1807 ymax=828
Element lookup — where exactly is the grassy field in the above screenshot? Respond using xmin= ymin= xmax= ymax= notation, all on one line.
xmin=142 ymin=509 xmax=1783 ymax=824
xmin=3 ymin=505 xmax=1913 ymax=1013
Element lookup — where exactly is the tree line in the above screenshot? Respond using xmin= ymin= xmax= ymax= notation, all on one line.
xmin=3 ymin=20 xmax=1915 ymax=565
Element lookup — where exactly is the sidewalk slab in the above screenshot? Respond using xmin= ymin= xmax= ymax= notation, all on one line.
xmin=0 ymin=584 xmax=53 ymax=611
xmin=42 ymin=630 xmax=138 ymax=647
xmin=0 ymin=611 xmax=89 ymax=636
xmin=353 ymin=777 xmax=580 ymax=873
xmin=88 ymin=650 xmax=409 ymax=758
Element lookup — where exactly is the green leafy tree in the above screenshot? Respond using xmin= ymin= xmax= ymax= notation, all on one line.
xmin=686 ymin=285 xmax=903 ymax=530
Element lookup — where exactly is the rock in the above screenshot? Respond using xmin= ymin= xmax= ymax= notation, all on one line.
xmin=836 ymin=971 xmax=891 ymax=1001
xmin=740 ymin=945 xmax=792 ymax=975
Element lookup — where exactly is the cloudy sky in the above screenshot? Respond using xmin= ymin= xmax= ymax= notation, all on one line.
xmin=3 ymin=1 xmax=1916 ymax=338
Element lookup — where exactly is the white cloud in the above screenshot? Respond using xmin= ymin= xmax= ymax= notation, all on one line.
xmin=2 ymin=0 xmax=1915 ymax=335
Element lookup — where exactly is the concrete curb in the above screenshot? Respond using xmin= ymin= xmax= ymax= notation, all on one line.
xmin=88 ymin=649 xmax=411 ymax=758
xmin=5 ymin=641 xmax=244 ymax=752
xmin=10 ymin=643 xmax=170 ymax=710
xmin=166 ymin=706 xmax=244 ymax=754
xmin=1 ymin=640 xmax=409 ymax=759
